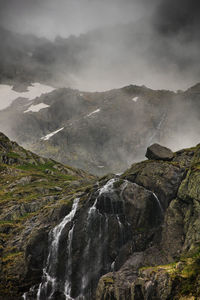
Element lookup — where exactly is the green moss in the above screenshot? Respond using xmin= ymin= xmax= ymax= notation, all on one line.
xmin=113 ymin=179 xmax=124 ymax=189
xmin=139 ymin=262 xmax=177 ymax=274
xmin=103 ymin=277 xmax=114 ymax=284
xmin=139 ymin=247 xmax=200 ymax=297
xmin=0 ymin=220 xmax=16 ymax=225
xmin=2 ymin=251 xmax=23 ymax=263
xmin=7 ymin=152 xmax=20 ymax=159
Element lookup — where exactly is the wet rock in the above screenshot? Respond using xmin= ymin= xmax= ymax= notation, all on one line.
xmin=123 ymin=160 xmax=185 ymax=209
xmin=52 ymin=179 xmax=163 ymax=299
xmin=51 ymin=290 xmax=66 ymax=300
xmin=146 ymin=143 xmax=174 ymax=161
xmin=25 ymin=228 xmax=49 ymax=282
xmin=2 ymin=132 xmax=200 ymax=300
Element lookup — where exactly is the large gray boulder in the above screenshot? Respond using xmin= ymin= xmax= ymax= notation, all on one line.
xmin=146 ymin=143 xmax=174 ymax=161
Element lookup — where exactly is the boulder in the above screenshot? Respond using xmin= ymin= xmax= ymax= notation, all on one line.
xmin=146 ymin=143 xmax=174 ymax=161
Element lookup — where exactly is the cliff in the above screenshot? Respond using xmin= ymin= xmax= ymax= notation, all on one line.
xmin=0 ymin=133 xmax=200 ymax=299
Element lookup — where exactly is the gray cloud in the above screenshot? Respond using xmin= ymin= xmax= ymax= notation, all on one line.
xmin=0 ymin=0 xmax=199 ymax=91
xmin=0 ymin=0 xmax=156 ymax=39
xmin=154 ymin=0 xmax=200 ymax=38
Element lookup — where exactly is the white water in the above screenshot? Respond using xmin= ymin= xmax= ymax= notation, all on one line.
xmin=79 ymin=178 xmax=117 ymax=297
xmin=153 ymin=192 xmax=164 ymax=214
xmin=88 ymin=178 xmax=117 ymax=218
xmin=98 ymin=178 xmax=117 ymax=195
xmin=37 ymin=198 xmax=79 ymax=300
xmin=133 ymin=182 xmax=163 ymax=214
xmin=64 ymin=225 xmax=75 ymax=298
xmin=117 ymin=215 xmax=123 ymax=229
xmin=23 ymin=178 xmax=163 ymax=300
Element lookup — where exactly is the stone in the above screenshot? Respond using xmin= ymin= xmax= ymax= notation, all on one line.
xmin=1 ymin=132 xmax=200 ymax=300
xmin=146 ymin=143 xmax=174 ymax=161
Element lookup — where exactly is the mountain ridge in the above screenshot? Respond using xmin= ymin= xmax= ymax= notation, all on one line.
xmin=1 ymin=82 xmax=200 ymax=175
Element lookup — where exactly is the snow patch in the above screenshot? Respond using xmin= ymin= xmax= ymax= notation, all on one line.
xmin=41 ymin=127 xmax=64 ymax=141
xmin=19 ymin=83 xmax=55 ymax=101
xmin=24 ymin=103 xmax=50 ymax=113
xmin=0 ymin=83 xmax=55 ymax=110
xmin=132 ymin=96 xmax=139 ymax=102
xmin=86 ymin=108 xmax=101 ymax=117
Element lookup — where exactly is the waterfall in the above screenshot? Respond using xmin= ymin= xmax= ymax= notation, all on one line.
xmin=153 ymin=192 xmax=163 ymax=214
xmin=23 ymin=178 xmax=163 ymax=300
xmin=78 ymin=178 xmax=121 ymax=298
xmin=37 ymin=197 xmax=79 ymax=300
xmin=64 ymin=224 xmax=75 ymax=298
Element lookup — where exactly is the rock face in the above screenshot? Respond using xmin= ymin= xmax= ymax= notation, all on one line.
xmin=1 ymin=132 xmax=200 ymax=300
xmin=1 ymin=81 xmax=200 ymax=176
xmin=0 ymin=132 xmax=95 ymax=300
xmin=146 ymin=143 xmax=174 ymax=161
xmin=96 ymin=146 xmax=200 ymax=300
xmin=0 ymin=84 xmax=174 ymax=176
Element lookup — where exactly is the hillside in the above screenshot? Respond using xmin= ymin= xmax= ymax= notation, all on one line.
xmin=0 ymin=132 xmax=95 ymax=299
xmin=1 ymin=83 xmax=200 ymax=175
xmin=1 ymin=133 xmax=200 ymax=299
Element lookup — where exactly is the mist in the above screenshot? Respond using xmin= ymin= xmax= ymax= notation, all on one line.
xmin=0 ymin=0 xmax=155 ymax=39
xmin=0 ymin=0 xmax=199 ymax=91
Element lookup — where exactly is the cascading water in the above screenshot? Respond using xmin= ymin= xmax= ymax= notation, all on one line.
xmin=64 ymin=224 xmax=76 ymax=298
xmin=23 ymin=177 xmax=163 ymax=300
xmin=77 ymin=178 xmax=127 ymax=299
xmin=36 ymin=197 xmax=79 ymax=300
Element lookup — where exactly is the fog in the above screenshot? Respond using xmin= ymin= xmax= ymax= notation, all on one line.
xmin=0 ymin=0 xmax=199 ymax=91
xmin=0 ymin=0 xmax=200 ymax=171
xmin=0 ymin=0 xmax=156 ymax=39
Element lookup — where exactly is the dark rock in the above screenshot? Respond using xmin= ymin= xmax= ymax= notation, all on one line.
xmin=123 ymin=160 xmax=185 ymax=209
xmin=51 ymin=291 xmax=66 ymax=300
xmin=146 ymin=143 xmax=174 ymax=161
xmin=25 ymin=228 xmax=49 ymax=283
xmin=2 ymin=132 xmax=200 ymax=300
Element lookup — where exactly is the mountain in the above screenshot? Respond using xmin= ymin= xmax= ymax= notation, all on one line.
xmin=1 ymin=132 xmax=200 ymax=299
xmin=0 ymin=132 xmax=95 ymax=300
xmin=1 ymin=83 xmax=200 ymax=175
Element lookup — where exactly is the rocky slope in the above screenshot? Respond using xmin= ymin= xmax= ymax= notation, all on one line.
xmin=1 ymin=133 xmax=200 ymax=299
xmin=0 ymin=132 xmax=95 ymax=300
xmin=1 ymin=82 xmax=200 ymax=176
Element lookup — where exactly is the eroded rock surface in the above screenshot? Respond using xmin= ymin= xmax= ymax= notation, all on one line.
xmin=96 ymin=145 xmax=200 ymax=300
xmin=1 ymin=132 xmax=200 ymax=300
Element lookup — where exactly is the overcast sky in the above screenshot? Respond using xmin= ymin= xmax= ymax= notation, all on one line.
xmin=0 ymin=0 xmax=158 ymax=38
xmin=0 ymin=0 xmax=199 ymax=91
